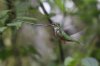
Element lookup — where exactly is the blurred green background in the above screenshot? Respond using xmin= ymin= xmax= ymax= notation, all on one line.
xmin=0 ymin=0 xmax=100 ymax=66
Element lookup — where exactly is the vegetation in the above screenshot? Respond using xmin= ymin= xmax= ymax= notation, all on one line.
xmin=0 ymin=0 xmax=100 ymax=66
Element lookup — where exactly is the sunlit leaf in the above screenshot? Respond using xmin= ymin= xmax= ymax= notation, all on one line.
xmin=64 ymin=56 xmax=74 ymax=66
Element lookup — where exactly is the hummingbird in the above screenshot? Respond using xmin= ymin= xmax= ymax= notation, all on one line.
xmin=54 ymin=23 xmax=80 ymax=44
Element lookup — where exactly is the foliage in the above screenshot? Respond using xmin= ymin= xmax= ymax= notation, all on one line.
xmin=0 ymin=0 xmax=100 ymax=66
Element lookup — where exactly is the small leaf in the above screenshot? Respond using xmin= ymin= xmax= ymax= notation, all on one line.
xmin=64 ymin=56 xmax=74 ymax=66
xmin=7 ymin=22 xmax=22 ymax=29
xmin=81 ymin=57 xmax=99 ymax=66
xmin=0 ymin=10 xmax=10 ymax=19
xmin=0 ymin=27 xmax=7 ymax=33
xmin=0 ymin=10 xmax=10 ymax=26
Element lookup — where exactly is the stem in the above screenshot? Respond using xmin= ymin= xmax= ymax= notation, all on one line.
xmin=58 ymin=38 xmax=64 ymax=62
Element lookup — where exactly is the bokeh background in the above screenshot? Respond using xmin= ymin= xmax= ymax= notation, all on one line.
xmin=0 ymin=0 xmax=100 ymax=66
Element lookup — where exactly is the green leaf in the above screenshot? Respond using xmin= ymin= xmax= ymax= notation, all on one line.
xmin=0 ymin=27 xmax=7 ymax=33
xmin=0 ymin=10 xmax=10 ymax=19
xmin=7 ymin=22 xmax=22 ymax=29
xmin=64 ymin=56 xmax=74 ymax=66
xmin=81 ymin=57 xmax=99 ymax=66
xmin=0 ymin=10 xmax=10 ymax=26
